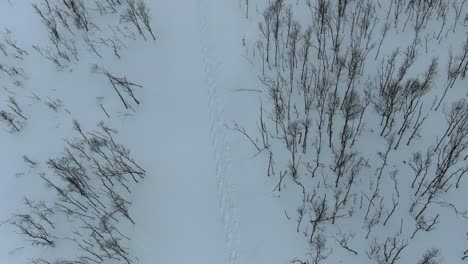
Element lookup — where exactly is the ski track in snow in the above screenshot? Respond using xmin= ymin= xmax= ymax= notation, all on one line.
xmin=197 ymin=1 xmax=240 ymax=263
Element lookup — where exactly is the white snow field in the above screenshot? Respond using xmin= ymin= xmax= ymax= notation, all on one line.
xmin=0 ymin=0 xmax=467 ymax=264
xmin=0 ymin=0 xmax=300 ymax=263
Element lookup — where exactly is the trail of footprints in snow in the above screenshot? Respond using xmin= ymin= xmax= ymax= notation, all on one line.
xmin=197 ymin=2 xmax=240 ymax=264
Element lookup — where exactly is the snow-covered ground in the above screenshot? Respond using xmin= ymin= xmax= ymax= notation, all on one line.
xmin=0 ymin=0 xmax=467 ymax=263
xmin=0 ymin=0 xmax=300 ymax=263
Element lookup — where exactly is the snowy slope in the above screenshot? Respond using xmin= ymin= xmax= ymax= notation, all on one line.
xmin=0 ymin=0 xmax=467 ymax=264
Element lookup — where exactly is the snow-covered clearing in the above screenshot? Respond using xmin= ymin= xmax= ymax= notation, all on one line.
xmin=0 ymin=0 xmax=298 ymax=263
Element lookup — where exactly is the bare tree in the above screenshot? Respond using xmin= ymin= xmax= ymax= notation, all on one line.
xmin=394 ymin=58 xmax=438 ymax=149
xmin=309 ymin=195 xmax=329 ymax=242
xmin=259 ymin=7 xmax=273 ymax=65
xmin=435 ymin=38 xmax=468 ymax=110
xmin=409 ymin=100 xmax=468 ymax=209
xmin=270 ymin=0 xmax=284 ymax=67
xmin=308 ymin=69 xmax=330 ymax=178
xmin=136 ymin=0 xmax=156 ymax=40
xmin=332 ymin=90 xmax=361 ymax=187
xmin=417 ymin=248 xmax=441 ymax=264
xmin=92 ymin=64 xmax=142 ymax=109
xmin=0 ymin=110 xmax=22 ymax=132
xmin=411 ymin=213 xmax=439 ymax=239
xmin=371 ymin=47 xmax=415 ymax=137
xmin=406 ymin=103 xmax=430 ymax=146
xmin=335 ymin=231 xmax=358 ymax=255
xmin=308 ymin=0 xmax=331 ymax=60
xmin=327 ymin=90 xmax=340 ymax=148
xmin=408 ymin=148 xmax=433 ymax=195
xmin=121 ymin=0 xmax=146 ymax=40
xmin=62 ymin=0 xmax=90 ymax=31
xmin=368 ymin=235 xmax=408 ymax=264
xmin=375 ymin=22 xmax=390 ymax=60
xmin=296 ymin=206 xmax=305 ymax=232
xmin=8 ymin=213 xmax=55 ymax=247
xmin=310 ymin=231 xmax=331 ymax=264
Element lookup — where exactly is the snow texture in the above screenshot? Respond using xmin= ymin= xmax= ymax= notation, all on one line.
xmin=0 ymin=0 xmax=467 ymax=264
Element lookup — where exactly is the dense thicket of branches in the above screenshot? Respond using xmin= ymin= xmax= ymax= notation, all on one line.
xmin=1 ymin=0 xmax=155 ymax=262
xmin=32 ymin=0 xmax=155 ymax=70
xmin=3 ymin=121 xmax=145 ymax=263
xmin=244 ymin=0 xmax=468 ymax=263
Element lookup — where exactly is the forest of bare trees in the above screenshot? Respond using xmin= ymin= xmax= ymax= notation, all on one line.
xmin=0 ymin=0 xmax=155 ymax=263
xmin=240 ymin=0 xmax=467 ymax=263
